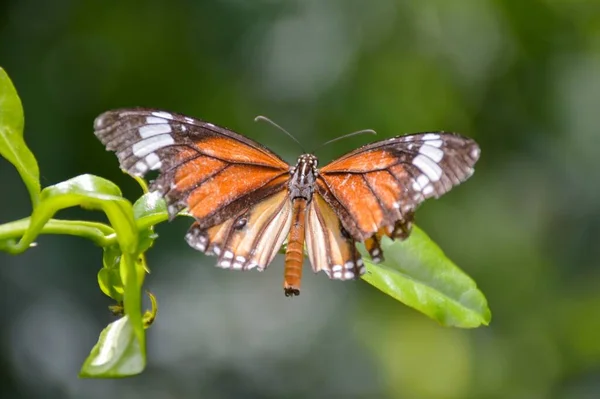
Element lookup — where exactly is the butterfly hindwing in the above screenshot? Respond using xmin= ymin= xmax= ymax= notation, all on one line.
xmin=185 ymin=190 xmax=293 ymax=271
xmin=305 ymin=193 xmax=365 ymax=280
xmin=94 ymin=108 xmax=290 ymax=224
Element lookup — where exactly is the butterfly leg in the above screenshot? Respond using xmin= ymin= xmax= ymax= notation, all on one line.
xmin=284 ymin=198 xmax=308 ymax=296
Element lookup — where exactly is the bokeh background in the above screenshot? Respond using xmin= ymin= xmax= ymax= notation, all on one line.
xmin=1 ymin=0 xmax=600 ymax=398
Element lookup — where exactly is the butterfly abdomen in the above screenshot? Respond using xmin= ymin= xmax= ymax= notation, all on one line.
xmin=284 ymin=198 xmax=308 ymax=296
xmin=283 ymin=154 xmax=320 ymax=296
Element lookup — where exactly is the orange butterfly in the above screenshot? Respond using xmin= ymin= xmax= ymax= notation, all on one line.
xmin=94 ymin=109 xmax=480 ymax=296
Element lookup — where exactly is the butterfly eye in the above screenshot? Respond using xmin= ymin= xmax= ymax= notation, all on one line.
xmin=234 ymin=217 xmax=248 ymax=230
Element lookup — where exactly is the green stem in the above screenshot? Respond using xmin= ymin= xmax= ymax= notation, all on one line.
xmin=0 ymin=218 xmax=117 ymax=254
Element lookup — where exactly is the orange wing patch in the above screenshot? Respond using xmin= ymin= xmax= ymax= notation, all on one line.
xmin=173 ymin=155 xmax=228 ymax=193
xmin=363 ymin=170 xmax=403 ymax=216
xmin=196 ymin=136 xmax=289 ymax=168
xmin=318 ymin=173 xmax=385 ymax=236
xmin=321 ymin=149 xmax=397 ymax=173
xmin=187 ymin=165 xmax=285 ymax=220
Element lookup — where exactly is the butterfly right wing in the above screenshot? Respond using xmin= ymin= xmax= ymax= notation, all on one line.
xmin=318 ymin=132 xmax=480 ymax=263
xmin=94 ymin=108 xmax=291 ymax=230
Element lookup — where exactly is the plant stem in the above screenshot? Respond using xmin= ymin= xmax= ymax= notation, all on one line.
xmin=0 ymin=218 xmax=117 ymax=253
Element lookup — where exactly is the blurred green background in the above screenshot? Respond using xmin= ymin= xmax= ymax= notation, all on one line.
xmin=2 ymin=0 xmax=600 ymax=398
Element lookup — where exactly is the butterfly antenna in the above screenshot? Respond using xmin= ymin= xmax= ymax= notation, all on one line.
xmin=312 ymin=129 xmax=377 ymax=153
xmin=254 ymin=116 xmax=306 ymax=152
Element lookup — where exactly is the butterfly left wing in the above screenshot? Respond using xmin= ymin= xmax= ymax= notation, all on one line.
xmin=185 ymin=189 xmax=293 ymax=271
xmin=318 ymin=132 xmax=480 ymax=264
xmin=94 ymin=108 xmax=291 ymax=231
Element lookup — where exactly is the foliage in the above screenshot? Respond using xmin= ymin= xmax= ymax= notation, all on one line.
xmin=0 ymin=67 xmax=489 ymax=377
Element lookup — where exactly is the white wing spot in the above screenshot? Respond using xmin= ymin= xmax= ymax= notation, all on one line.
xmin=232 ymin=262 xmax=243 ymax=270
xmin=413 ymin=154 xmax=443 ymax=182
xmin=181 ymin=125 xmax=187 ymax=132
xmin=422 ymin=185 xmax=434 ymax=196
xmin=134 ymin=161 xmax=148 ymax=174
xmin=132 ymin=135 xmax=175 ymax=157
xmin=145 ymin=153 xmax=162 ymax=170
xmin=416 ymin=174 xmax=430 ymax=188
xmin=184 ymin=117 xmax=194 ymax=123
xmin=426 ymin=139 xmax=443 ymax=148
xmin=205 ymin=123 xmax=216 ymax=128
xmin=224 ymin=251 xmax=234 ymax=259
xmin=212 ymin=245 xmax=221 ymax=256
xmin=344 ymin=261 xmax=354 ymax=270
xmin=419 ymin=145 xmax=444 ymax=162
xmin=471 ymin=147 xmax=481 ymax=159
xmin=151 ymin=111 xmax=173 ymax=119
xmin=219 ymin=260 xmax=231 ymax=268
xmin=139 ymin=123 xmax=172 ymax=138
xmin=344 ymin=271 xmax=355 ymax=279
xmin=332 ymin=271 xmax=343 ymax=279
xmin=94 ymin=116 xmax=106 ymax=129
xmin=422 ymin=133 xmax=440 ymax=141
xmin=190 ymin=240 xmax=206 ymax=251
xmin=145 ymin=116 xmax=166 ymax=124
xmin=332 ymin=264 xmax=343 ymax=272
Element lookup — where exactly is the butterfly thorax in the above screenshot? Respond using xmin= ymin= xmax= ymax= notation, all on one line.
xmin=288 ymin=154 xmax=318 ymax=202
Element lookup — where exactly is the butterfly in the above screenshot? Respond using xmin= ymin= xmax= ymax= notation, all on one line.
xmin=94 ymin=108 xmax=480 ymax=296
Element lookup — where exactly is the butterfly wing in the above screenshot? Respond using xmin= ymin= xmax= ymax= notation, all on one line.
xmin=185 ymin=189 xmax=293 ymax=271
xmin=94 ymin=108 xmax=291 ymax=231
xmin=305 ymin=193 xmax=365 ymax=280
xmin=318 ymin=132 xmax=480 ymax=263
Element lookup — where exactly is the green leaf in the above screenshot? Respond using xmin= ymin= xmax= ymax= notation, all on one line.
xmin=98 ymin=245 xmax=124 ymax=301
xmin=2 ymin=174 xmax=138 ymax=255
xmin=360 ymin=226 xmax=491 ymax=328
xmin=0 ymin=67 xmax=40 ymax=207
xmin=133 ymin=191 xmax=168 ymax=230
xmin=0 ymin=173 xmax=147 ymax=369
xmin=79 ymin=316 xmax=145 ymax=378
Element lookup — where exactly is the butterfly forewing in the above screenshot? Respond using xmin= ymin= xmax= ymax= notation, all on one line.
xmin=94 ymin=108 xmax=290 ymax=223
xmin=318 ymin=132 xmax=480 ymax=260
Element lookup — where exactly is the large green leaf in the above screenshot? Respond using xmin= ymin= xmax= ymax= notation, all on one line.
xmin=360 ymin=226 xmax=491 ymax=328
xmin=0 ymin=67 xmax=40 ymax=207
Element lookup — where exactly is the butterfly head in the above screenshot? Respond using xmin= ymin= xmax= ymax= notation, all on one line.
xmin=289 ymin=154 xmax=318 ymax=201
